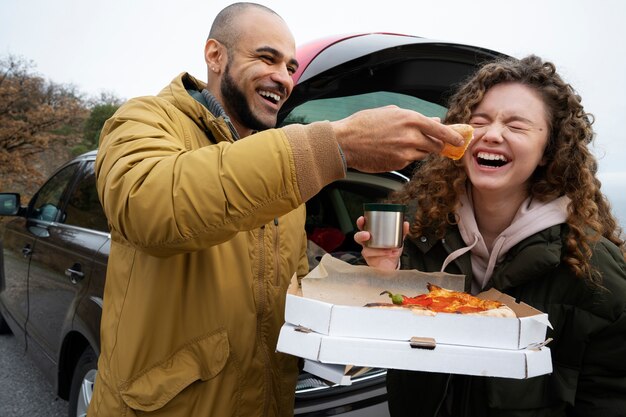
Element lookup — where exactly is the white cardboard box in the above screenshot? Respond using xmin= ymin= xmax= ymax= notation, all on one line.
xmin=278 ymin=324 xmax=553 ymax=380
xmin=285 ymin=291 xmax=549 ymax=350
xmin=301 ymin=360 xmax=371 ymax=386
xmin=277 ymin=255 xmax=553 ymax=382
xmin=287 ymin=255 xmax=551 ymax=350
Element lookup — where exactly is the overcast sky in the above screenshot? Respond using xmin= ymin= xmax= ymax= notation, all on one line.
xmin=2 ymin=0 xmax=625 ymax=177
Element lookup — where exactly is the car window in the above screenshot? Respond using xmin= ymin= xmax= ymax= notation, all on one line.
xmin=306 ymin=176 xmax=402 ymax=268
xmin=63 ymin=161 xmax=109 ymax=233
xmin=30 ymin=163 xmax=79 ymax=222
xmin=282 ymin=91 xmax=447 ymax=124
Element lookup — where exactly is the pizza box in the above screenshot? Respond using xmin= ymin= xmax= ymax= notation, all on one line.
xmin=277 ymin=323 xmax=553 ymax=382
xmin=286 ymin=255 xmax=551 ymax=350
xmin=301 ymin=360 xmax=372 ymax=386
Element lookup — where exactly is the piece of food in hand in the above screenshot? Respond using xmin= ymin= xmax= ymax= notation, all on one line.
xmin=440 ymin=124 xmax=474 ymax=160
xmin=369 ymin=283 xmax=516 ymax=317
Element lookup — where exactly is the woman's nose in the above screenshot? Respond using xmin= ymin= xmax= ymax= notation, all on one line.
xmin=477 ymin=124 xmax=505 ymax=143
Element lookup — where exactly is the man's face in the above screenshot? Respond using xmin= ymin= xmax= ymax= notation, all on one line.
xmin=220 ymin=61 xmax=267 ymax=131
xmin=219 ymin=10 xmax=298 ymax=134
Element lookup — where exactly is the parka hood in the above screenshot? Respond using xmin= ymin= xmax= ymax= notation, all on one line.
xmin=158 ymin=72 xmax=235 ymax=144
xmin=449 ymin=188 xmax=570 ymax=293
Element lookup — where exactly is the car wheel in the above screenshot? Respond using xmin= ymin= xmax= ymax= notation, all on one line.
xmin=68 ymin=346 xmax=98 ymax=417
xmin=0 ymin=312 xmax=11 ymax=334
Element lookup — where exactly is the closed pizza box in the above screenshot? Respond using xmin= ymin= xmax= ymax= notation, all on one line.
xmin=277 ymin=323 xmax=553 ymax=382
xmin=286 ymin=255 xmax=551 ymax=350
xmin=301 ymin=360 xmax=372 ymax=386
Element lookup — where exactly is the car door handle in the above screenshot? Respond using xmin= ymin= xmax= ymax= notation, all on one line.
xmin=65 ymin=263 xmax=85 ymax=284
xmin=21 ymin=245 xmax=33 ymax=257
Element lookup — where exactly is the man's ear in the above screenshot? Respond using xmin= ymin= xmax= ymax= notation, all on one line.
xmin=204 ymin=39 xmax=224 ymax=73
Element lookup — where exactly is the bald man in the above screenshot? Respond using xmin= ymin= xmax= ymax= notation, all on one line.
xmin=90 ymin=3 xmax=463 ymax=416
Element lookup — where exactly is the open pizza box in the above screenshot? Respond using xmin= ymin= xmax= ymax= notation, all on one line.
xmin=276 ymin=255 xmax=553 ymax=384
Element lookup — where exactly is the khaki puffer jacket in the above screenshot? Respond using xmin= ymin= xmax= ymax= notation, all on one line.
xmin=89 ymin=73 xmax=345 ymax=416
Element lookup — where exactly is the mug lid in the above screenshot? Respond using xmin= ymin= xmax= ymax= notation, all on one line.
xmin=363 ymin=203 xmax=406 ymax=212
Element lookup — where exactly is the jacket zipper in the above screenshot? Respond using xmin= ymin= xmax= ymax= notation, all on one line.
xmin=433 ymin=374 xmax=453 ymax=416
xmin=256 ymin=225 xmax=273 ymax=416
xmin=273 ymin=218 xmax=280 ymax=286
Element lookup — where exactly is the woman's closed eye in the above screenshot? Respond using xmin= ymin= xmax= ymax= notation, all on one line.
xmin=507 ymin=124 xmax=531 ymax=132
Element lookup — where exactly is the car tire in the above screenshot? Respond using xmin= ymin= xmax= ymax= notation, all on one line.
xmin=68 ymin=346 xmax=98 ymax=417
xmin=0 ymin=312 xmax=11 ymax=334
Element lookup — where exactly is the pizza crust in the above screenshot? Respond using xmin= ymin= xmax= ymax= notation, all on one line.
xmin=459 ymin=305 xmax=517 ymax=318
xmin=364 ymin=303 xmax=437 ymax=316
xmin=364 ymin=302 xmax=517 ymax=318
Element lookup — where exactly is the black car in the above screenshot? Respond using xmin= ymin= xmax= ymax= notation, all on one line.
xmin=0 ymin=33 xmax=506 ymax=416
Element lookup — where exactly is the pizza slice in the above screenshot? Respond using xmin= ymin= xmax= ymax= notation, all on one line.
xmin=370 ymin=283 xmax=516 ymax=317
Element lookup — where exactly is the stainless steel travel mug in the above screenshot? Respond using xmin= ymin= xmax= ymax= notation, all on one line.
xmin=363 ymin=203 xmax=406 ymax=248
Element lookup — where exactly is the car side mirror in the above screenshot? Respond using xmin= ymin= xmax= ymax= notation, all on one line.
xmin=0 ymin=193 xmax=23 ymax=216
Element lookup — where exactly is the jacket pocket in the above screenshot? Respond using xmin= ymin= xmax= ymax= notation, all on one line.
xmin=119 ymin=329 xmax=229 ymax=412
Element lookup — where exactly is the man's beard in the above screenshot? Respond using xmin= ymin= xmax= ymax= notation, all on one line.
xmin=220 ymin=66 xmax=273 ymax=131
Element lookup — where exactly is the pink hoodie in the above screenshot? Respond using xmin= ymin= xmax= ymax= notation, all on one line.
xmin=442 ymin=188 xmax=570 ymax=294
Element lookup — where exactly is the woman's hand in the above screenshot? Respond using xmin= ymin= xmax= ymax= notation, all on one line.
xmin=354 ymin=216 xmax=410 ymax=271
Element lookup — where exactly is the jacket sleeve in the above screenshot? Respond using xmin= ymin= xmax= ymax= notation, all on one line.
xmin=96 ymin=97 xmax=345 ymax=257
xmin=573 ymin=242 xmax=626 ymax=416
xmin=573 ymin=313 xmax=626 ymax=416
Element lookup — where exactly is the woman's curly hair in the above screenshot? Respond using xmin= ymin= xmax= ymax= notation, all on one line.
xmin=391 ymin=55 xmax=624 ymax=285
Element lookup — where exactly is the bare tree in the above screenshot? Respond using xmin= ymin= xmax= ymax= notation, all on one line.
xmin=0 ymin=55 xmax=87 ymax=195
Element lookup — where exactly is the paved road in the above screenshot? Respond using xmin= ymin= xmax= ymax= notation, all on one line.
xmin=0 ymin=333 xmax=67 ymax=417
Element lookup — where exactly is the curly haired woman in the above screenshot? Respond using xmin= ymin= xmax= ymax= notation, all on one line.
xmin=355 ymin=55 xmax=626 ymax=416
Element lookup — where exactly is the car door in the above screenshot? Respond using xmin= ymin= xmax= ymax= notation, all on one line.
xmin=25 ymin=159 xmax=109 ymax=379
xmin=1 ymin=162 xmax=80 ymax=344
xmin=1 ymin=210 xmax=37 ymax=336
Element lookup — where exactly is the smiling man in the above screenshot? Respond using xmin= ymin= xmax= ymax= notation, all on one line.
xmin=205 ymin=6 xmax=299 ymax=136
xmin=90 ymin=2 xmax=466 ymax=416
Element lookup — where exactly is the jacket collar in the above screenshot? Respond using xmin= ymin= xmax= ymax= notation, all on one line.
xmin=411 ymin=224 xmax=564 ymax=293
xmin=158 ymin=73 xmax=236 ymax=144
xmin=198 ymin=89 xmax=240 ymax=140
xmin=457 ymin=187 xmax=569 ymax=290
xmin=487 ymin=224 xmax=564 ymax=291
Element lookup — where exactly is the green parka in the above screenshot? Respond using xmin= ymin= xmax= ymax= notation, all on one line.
xmin=89 ymin=73 xmax=346 ymax=416
xmin=389 ymin=224 xmax=626 ymax=417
